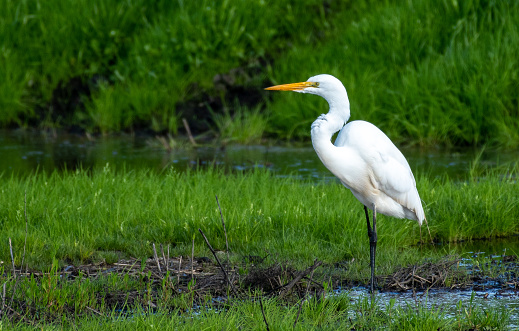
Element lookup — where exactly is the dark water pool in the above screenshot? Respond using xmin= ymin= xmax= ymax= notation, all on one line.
xmin=1 ymin=130 xmax=517 ymax=180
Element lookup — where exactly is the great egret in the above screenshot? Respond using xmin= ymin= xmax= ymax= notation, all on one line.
xmin=266 ymin=74 xmax=428 ymax=293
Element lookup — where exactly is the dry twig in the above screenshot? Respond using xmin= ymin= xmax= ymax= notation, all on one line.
xmin=198 ymin=228 xmax=237 ymax=295
xmin=182 ymin=118 xmax=197 ymax=146
xmin=152 ymin=243 xmax=162 ymax=274
xmin=177 ymin=256 xmax=182 ymax=285
xmin=9 ymin=238 xmax=15 ymax=278
xmin=278 ymin=260 xmax=322 ymax=298
xmin=294 ymin=265 xmax=317 ymax=328
xmin=160 ymin=244 xmax=168 ymax=273
xmin=259 ymin=297 xmax=270 ymax=331
xmin=1 ymin=282 xmax=5 ymax=319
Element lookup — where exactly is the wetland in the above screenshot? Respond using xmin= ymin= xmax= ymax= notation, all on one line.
xmin=1 ymin=131 xmax=518 ymax=329
xmin=2 ymin=0 xmax=519 ymax=327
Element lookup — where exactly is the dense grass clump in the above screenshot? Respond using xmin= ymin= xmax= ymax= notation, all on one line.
xmin=267 ymin=0 xmax=519 ymax=147
xmin=0 ymin=0 xmax=343 ymax=134
xmin=1 ymin=0 xmax=518 ymax=147
xmin=2 ymin=165 xmax=517 ymax=272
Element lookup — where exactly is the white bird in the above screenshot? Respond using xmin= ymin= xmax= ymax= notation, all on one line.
xmin=266 ymin=74 xmax=430 ymax=293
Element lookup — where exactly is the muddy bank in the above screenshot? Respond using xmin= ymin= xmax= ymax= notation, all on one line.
xmin=3 ymin=253 xmax=518 ymax=325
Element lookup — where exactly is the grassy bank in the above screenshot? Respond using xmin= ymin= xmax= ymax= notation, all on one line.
xmin=0 ymin=0 xmax=344 ymax=134
xmin=1 ymin=0 xmax=518 ymax=147
xmin=267 ymin=0 xmax=519 ymax=147
xmin=1 ymin=166 xmax=518 ymax=328
xmin=2 ymin=165 xmax=518 ymax=270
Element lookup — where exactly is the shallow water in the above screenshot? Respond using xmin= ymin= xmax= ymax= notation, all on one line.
xmin=333 ymin=237 xmax=519 ymax=326
xmin=1 ymin=130 xmax=518 ymax=179
xmin=437 ymin=236 xmax=519 ymax=260
xmin=338 ymin=286 xmax=519 ymax=327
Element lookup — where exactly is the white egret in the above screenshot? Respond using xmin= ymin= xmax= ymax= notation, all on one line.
xmin=266 ymin=74 xmax=429 ymax=293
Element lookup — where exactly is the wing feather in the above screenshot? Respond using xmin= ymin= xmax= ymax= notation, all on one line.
xmin=335 ymin=121 xmax=425 ymax=223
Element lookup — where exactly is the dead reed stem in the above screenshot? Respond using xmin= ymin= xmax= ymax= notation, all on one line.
xmin=1 ymin=282 xmax=5 ymax=319
xmin=152 ymin=243 xmax=162 ymax=274
xmin=259 ymin=297 xmax=270 ymax=331
xmin=198 ymin=228 xmax=237 ymax=296
xmin=9 ymin=238 xmax=15 ymax=278
xmin=191 ymin=238 xmax=195 ymax=284
xmin=160 ymin=244 xmax=168 ymax=273
xmin=177 ymin=256 xmax=182 ymax=285
xmin=182 ymin=118 xmax=197 ymax=146
xmin=294 ymin=266 xmax=316 ymax=328
xmin=21 ymin=191 xmax=28 ymax=276
xmin=279 ymin=260 xmax=322 ymax=299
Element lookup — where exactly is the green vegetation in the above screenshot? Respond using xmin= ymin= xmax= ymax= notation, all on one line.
xmin=1 ymin=165 xmax=517 ymax=328
xmin=1 ymin=0 xmax=518 ymax=147
xmin=268 ymin=0 xmax=519 ymax=147
xmin=0 ymin=0 xmax=341 ymax=134
xmin=1 ymin=291 xmax=513 ymax=330
xmin=2 ymin=165 xmax=518 ymax=271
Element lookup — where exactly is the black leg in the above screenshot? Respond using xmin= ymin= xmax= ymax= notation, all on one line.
xmin=364 ymin=205 xmax=371 ymax=237
xmin=364 ymin=205 xmax=378 ymax=293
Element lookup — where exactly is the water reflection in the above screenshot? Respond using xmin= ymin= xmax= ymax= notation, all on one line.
xmin=1 ymin=130 xmax=517 ymax=180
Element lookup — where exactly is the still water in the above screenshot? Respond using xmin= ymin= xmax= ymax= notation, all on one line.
xmin=1 ymin=130 xmax=517 ymax=179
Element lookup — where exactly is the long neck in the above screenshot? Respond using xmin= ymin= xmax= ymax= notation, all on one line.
xmin=310 ymin=97 xmax=350 ymax=165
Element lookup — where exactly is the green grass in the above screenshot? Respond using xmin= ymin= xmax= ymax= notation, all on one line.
xmin=75 ymin=296 xmax=513 ymax=330
xmin=1 ymin=289 xmax=513 ymax=330
xmin=2 ymin=164 xmax=518 ymax=272
xmin=267 ymin=0 xmax=519 ymax=147
xmin=1 ymin=165 xmax=517 ymax=328
xmin=212 ymin=102 xmax=268 ymax=144
xmin=1 ymin=0 xmax=518 ymax=147
xmin=0 ymin=0 xmax=344 ymax=134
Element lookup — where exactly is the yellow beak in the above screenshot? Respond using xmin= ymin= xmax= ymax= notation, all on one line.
xmin=265 ymin=81 xmax=318 ymax=91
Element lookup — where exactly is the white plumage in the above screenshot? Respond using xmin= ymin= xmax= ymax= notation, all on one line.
xmin=321 ymin=119 xmax=425 ymax=224
xmin=266 ymin=74 xmax=427 ymax=292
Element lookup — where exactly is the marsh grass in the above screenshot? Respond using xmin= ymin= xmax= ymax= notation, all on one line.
xmin=267 ymin=0 xmax=519 ymax=147
xmin=2 ymin=0 xmax=517 ymax=147
xmin=211 ymin=103 xmax=268 ymax=144
xmin=1 ymin=163 xmax=518 ymax=273
xmin=1 ymin=164 xmax=517 ymax=328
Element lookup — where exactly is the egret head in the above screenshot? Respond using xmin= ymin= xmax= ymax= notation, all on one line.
xmin=265 ymin=74 xmax=349 ymax=113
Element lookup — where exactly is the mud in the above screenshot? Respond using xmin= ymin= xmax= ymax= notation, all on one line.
xmin=3 ymin=252 xmax=518 ymax=324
